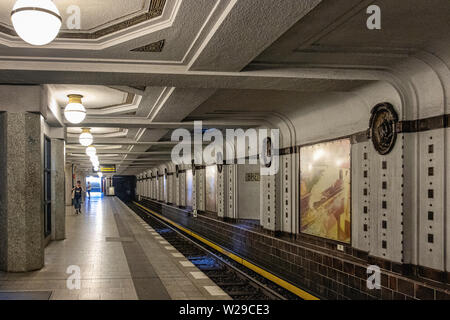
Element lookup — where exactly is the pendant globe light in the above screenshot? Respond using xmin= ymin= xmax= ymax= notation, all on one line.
xmin=64 ymin=94 xmax=86 ymax=124
xmin=11 ymin=0 xmax=62 ymax=46
xmin=86 ymin=145 xmax=96 ymax=157
xmin=90 ymin=155 xmax=99 ymax=163
xmin=79 ymin=128 xmax=93 ymax=147
xmin=91 ymin=156 xmax=99 ymax=168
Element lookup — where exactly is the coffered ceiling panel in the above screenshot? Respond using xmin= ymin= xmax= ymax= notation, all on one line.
xmin=0 ymin=0 xmax=161 ymax=36
xmin=252 ymin=0 xmax=450 ymax=68
xmin=0 ymin=0 xmax=222 ymax=65
xmin=50 ymin=84 xmax=129 ymax=109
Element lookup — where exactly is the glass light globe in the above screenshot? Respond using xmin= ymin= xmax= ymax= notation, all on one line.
xmin=91 ymin=158 xmax=100 ymax=167
xmin=86 ymin=146 xmax=96 ymax=157
xmin=64 ymin=94 xmax=86 ymax=124
xmin=79 ymin=128 xmax=93 ymax=146
xmin=93 ymin=166 xmax=99 ymax=172
xmin=11 ymin=0 xmax=62 ymax=46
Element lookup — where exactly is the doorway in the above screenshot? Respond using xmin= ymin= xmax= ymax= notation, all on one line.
xmin=86 ymin=176 xmax=103 ymax=198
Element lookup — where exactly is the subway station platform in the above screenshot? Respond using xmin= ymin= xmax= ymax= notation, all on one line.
xmin=0 ymin=197 xmax=230 ymax=300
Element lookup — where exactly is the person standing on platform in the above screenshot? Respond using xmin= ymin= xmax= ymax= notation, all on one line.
xmin=87 ymin=182 xmax=92 ymax=198
xmin=72 ymin=181 xmax=84 ymax=215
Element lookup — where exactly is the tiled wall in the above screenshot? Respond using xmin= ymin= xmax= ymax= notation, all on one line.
xmin=138 ymin=198 xmax=450 ymax=300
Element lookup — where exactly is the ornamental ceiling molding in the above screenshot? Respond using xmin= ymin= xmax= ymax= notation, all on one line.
xmin=0 ymin=0 xmax=181 ymax=50
xmin=131 ymin=40 xmax=165 ymax=52
xmin=85 ymin=94 xmax=142 ymax=116
xmin=58 ymin=92 xmax=142 ymax=116
xmin=0 ymin=0 xmax=166 ymax=40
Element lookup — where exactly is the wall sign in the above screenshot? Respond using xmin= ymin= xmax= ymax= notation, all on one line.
xmin=369 ymin=103 xmax=399 ymax=155
xmin=95 ymin=164 xmax=116 ymax=173
xmin=245 ymin=173 xmax=260 ymax=182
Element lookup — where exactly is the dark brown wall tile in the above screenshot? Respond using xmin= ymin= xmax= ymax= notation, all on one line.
xmin=415 ymin=284 xmax=435 ymax=300
xmin=140 ymin=199 xmax=450 ymax=301
xmin=343 ymin=262 xmax=355 ymax=275
xmin=398 ymin=278 xmax=415 ymax=297
xmin=436 ymin=290 xmax=450 ymax=300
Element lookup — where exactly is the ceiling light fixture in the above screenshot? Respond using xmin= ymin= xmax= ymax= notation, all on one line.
xmin=64 ymin=94 xmax=86 ymax=124
xmin=86 ymin=145 xmax=96 ymax=157
xmin=91 ymin=157 xmax=100 ymax=168
xmin=90 ymin=155 xmax=99 ymax=163
xmin=79 ymin=128 xmax=93 ymax=147
xmin=11 ymin=0 xmax=62 ymax=46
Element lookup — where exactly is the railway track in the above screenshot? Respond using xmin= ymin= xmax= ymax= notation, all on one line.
xmin=128 ymin=202 xmax=300 ymax=300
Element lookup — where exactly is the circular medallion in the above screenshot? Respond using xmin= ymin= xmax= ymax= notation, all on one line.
xmin=262 ymin=137 xmax=272 ymax=168
xmin=369 ymin=103 xmax=398 ymax=155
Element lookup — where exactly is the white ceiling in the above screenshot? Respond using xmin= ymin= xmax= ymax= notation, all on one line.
xmin=0 ymin=0 xmax=149 ymax=31
xmin=0 ymin=0 xmax=447 ymax=175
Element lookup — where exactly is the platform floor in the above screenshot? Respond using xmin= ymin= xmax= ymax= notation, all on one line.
xmin=0 ymin=196 xmax=230 ymax=300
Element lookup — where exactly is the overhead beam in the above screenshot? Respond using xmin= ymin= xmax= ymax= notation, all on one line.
xmin=67 ymin=151 xmax=172 ymax=155
xmin=67 ymin=139 xmax=183 ymax=145
xmin=0 ymin=60 xmax=378 ymax=92
xmin=67 ymin=158 xmax=172 ymax=162
xmin=65 ymin=119 xmax=262 ymax=128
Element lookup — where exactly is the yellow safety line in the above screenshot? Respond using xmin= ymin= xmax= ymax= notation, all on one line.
xmin=133 ymin=202 xmax=320 ymax=300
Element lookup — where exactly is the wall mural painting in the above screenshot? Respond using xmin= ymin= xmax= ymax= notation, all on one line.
xmin=186 ymin=169 xmax=193 ymax=208
xmin=205 ymin=166 xmax=217 ymax=213
xmin=300 ymin=139 xmax=351 ymax=243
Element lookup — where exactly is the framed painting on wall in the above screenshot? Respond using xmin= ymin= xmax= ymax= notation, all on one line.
xmin=300 ymin=138 xmax=351 ymax=243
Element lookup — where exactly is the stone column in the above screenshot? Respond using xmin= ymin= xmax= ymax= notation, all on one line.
xmin=0 ymin=112 xmax=44 ymax=272
xmin=217 ymin=165 xmax=225 ymax=218
xmin=51 ymin=139 xmax=65 ymax=241
xmin=196 ymin=168 xmax=205 ymax=211
xmin=225 ymin=164 xmax=237 ymax=219
xmin=260 ymin=172 xmax=280 ymax=232
xmin=65 ymin=163 xmax=73 ymax=205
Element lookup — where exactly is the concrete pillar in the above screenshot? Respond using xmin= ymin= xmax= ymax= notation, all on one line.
xmin=51 ymin=139 xmax=65 ymax=241
xmin=196 ymin=168 xmax=205 ymax=211
xmin=0 ymin=112 xmax=44 ymax=272
xmin=260 ymin=172 xmax=280 ymax=232
xmin=179 ymin=171 xmax=186 ymax=207
xmin=65 ymin=164 xmax=73 ymax=205
xmin=225 ymin=164 xmax=237 ymax=219
xmin=217 ymin=165 xmax=225 ymax=218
